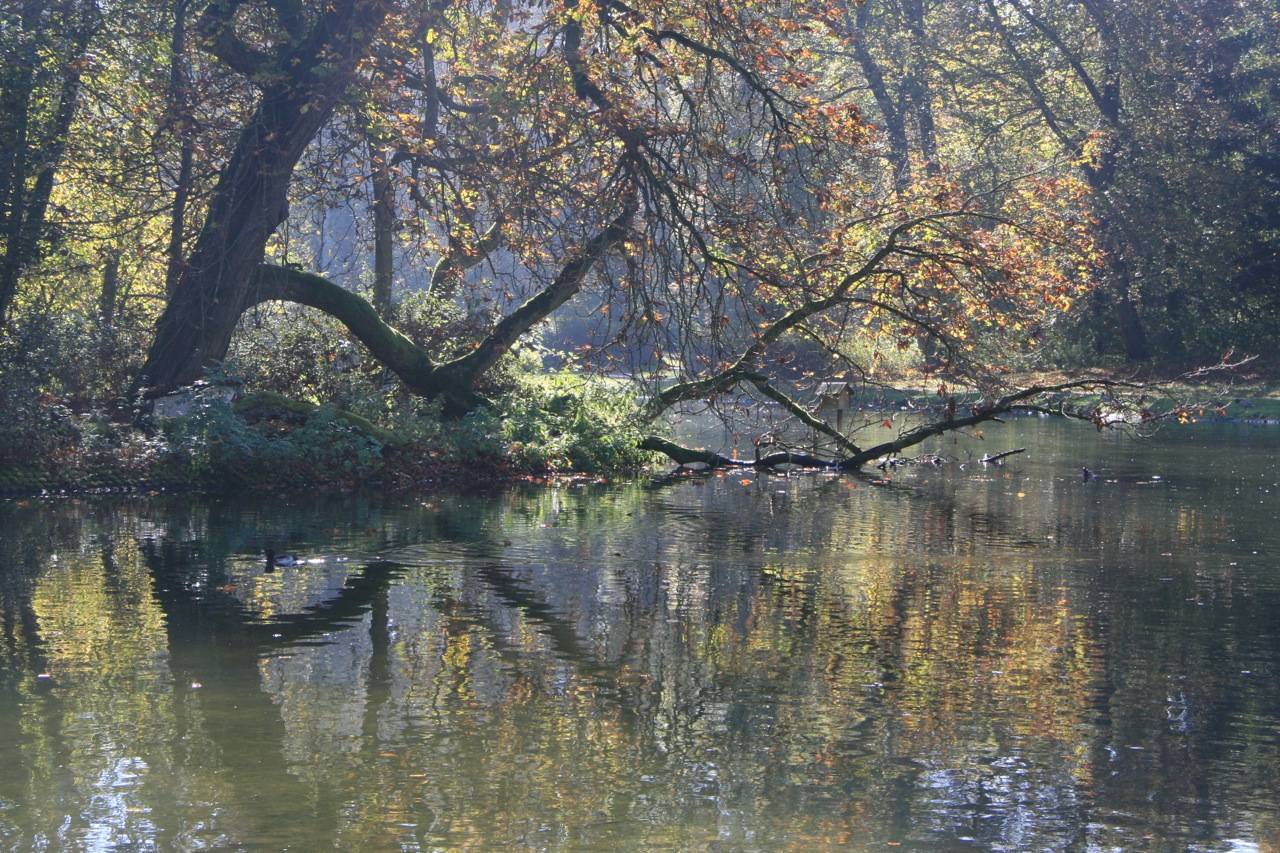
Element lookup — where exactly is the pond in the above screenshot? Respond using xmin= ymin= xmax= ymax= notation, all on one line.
xmin=1 ymin=419 xmax=1278 ymax=850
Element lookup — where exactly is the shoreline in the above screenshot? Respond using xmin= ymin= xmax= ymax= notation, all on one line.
xmin=3 ymin=409 xmax=1274 ymax=500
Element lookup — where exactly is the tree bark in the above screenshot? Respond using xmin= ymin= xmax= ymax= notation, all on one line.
xmin=138 ymin=86 xmax=336 ymax=391
xmin=248 ymin=264 xmax=438 ymax=394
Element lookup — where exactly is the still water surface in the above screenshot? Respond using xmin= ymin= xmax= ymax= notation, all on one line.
xmin=0 ymin=420 xmax=1278 ymax=850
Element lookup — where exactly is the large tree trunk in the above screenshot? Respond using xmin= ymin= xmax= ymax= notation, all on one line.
xmin=137 ymin=87 xmax=334 ymax=391
xmin=136 ymin=0 xmax=392 ymax=392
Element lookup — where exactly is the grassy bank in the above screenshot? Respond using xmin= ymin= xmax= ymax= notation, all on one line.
xmin=0 ymin=372 xmax=658 ymax=497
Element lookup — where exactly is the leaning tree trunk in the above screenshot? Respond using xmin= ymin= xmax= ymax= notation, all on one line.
xmin=137 ymin=0 xmax=392 ymax=393
xmin=137 ymin=87 xmax=335 ymax=392
xmin=242 ymin=205 xmax=633 ymax=416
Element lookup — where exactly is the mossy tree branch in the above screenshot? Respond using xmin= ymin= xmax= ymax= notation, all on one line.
xmin=432 ymin=205 xmax=634 ymax=391
xmin=250 ymin=264 xmax=439 ymax=392
xmin=246 ymin=205 xmax=632 ymax=414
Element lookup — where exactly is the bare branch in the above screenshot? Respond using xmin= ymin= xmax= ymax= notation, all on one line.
xmin=643 ymin=211 xmax=974 ymax=419
xmin=744 ymin=375 xmax=862 ymax=456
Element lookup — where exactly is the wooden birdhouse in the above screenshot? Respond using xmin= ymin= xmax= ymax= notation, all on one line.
xmin=814 ymin=381 xmax=854 ymax=431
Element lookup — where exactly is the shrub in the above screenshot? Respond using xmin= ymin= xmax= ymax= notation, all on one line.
xmin=462 ymin=369 xmax=655 ymax=473
xmin=162 ymin=396 xmax=385 ymax=488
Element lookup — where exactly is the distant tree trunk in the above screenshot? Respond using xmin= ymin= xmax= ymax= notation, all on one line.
xmin=0 ymin=0 xmax=41 ymax=327
xmin=1114 ymin=290 xmax=1150 ymax=361
xmin=370 ymin=149 xmax=395 ymax=320
xmin=0 ymin=0 xmax=95 ymax=327
xmin=985 ymin=0 xmax=1151 ymax=361
xmin=98 ymin=250 xmax=120 ymax=328
xmin=1089 ymin=171 xmax=1151 ymax=361
xmin=97 ymin=249 xmax=120 ymax=365
xmin=162 ymin=0 xmax=194 ymax=297
xmin=851 ymin=3 xmax=911 ymax=191
xmin=902 ymin=0 xmax=940 ymax=176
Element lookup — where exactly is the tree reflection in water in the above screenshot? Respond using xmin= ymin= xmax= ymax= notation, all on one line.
xmin=1 ymin=421 xmax=1279 ymax=850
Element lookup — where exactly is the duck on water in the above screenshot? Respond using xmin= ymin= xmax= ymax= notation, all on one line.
xmin=264 ymin=547 xmax=304 ymax=572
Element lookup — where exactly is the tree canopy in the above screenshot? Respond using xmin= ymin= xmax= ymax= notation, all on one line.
xmin=0 ymin=0 xmax=1275 ymax=476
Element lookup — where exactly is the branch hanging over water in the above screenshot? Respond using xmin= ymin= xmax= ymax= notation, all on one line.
xmin=640 ymin=373 xmax=1239 ymax=472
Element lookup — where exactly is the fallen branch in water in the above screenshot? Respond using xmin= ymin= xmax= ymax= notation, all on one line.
xmin=638 ymin=436 xmax=834 ymax=470
xmin=981 ymin=448 xmax=1026 ymax=464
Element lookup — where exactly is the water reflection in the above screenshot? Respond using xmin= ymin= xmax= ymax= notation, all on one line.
xmin=0 ymin=420 xmax=1278 ymax=850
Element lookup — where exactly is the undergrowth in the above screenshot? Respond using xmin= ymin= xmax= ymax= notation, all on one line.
xmin=0 ymin=359 xmax=657 ymax=493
